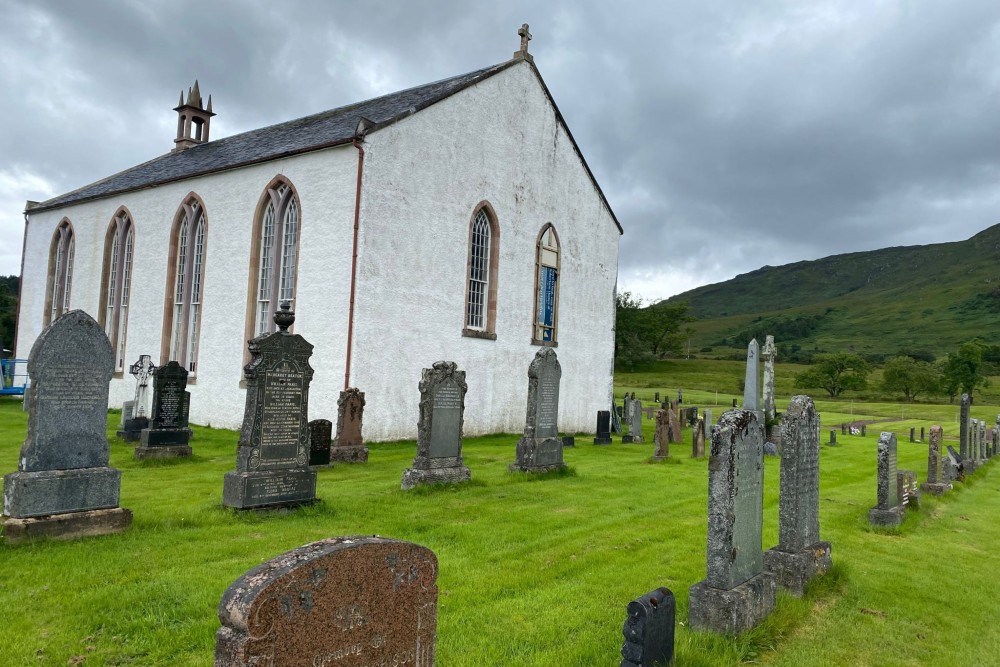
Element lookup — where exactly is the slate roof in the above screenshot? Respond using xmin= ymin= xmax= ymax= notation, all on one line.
xmin=30 ymin=59 xmax=622 ymax=233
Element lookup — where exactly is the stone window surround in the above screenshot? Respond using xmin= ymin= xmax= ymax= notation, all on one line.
xmin=159 ymin=192 xmax=209 ymax=383
xmin=462 ymin=201 xmax=500 ymax=341
xmin=43 ymin=218 xmax=75 ymax=327
xmin=98 ymin=207 xmax=136 ymax=375
xmin=531 ymin=223 xmax=560 ymax=347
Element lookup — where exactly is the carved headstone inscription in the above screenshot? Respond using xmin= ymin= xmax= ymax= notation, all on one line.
xmin=920 ymin=425 xmax=951 ymax=495
xmin=223 ymin=304 xmax=317 ymax=510
xmin=309 ymin=419 xmax=333 ymax=467
xmin=401 ymin=361 xmax=471 ymax=489
xmin=594 ymin=410 xmax=612 ymax=445
xmin=2 ymin=310 xmax=132 ymax=544
xmin=620 ymin=587 xmax=675 ymax=667
xmin=511 ymin=348 xmax=566 ymax=472
xmin=332 ymin=388 xmax=368 ymax=463
xmin=136 ymin=361 xmax=192 ymax=459
xmin=215 ymin=536 xmax=438 ymax=667
xmin=869 ymin=432 xmax=902 ymax=526
xmin=763 ymin=396 xmax=831 ymax=596
xmin=689 ymin=410 xmax=775 ymax=633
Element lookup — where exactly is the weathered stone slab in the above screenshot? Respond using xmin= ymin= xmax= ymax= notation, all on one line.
xmin=215 ymin=536 xmax=438 ymax=667
xmin=511 ymin=348 xmax=566 ymax=472
xmin=897 ymin=470 xmax=920 ymax=509
xmin=959 ymin=394 xmax=971 ymax=460
xmin=309 ymin=419 xmax=333 ymax=467
xmin=402 ymin=361 xmax=471 ymax=488
xmin=920 ymin=425 xmax=951 ymax=495
xmin=2 ymin=507 xmax=133 ymax=545
xmin=620 ymin=587 xmax=675 ymax=667
xmin=691 ymin=418 xmax=706 ymax=458
xmin=829 ymin=430 xmax=837 ymax=446
xmin=869 ymin=432 xmax=902 ymax=527
xmin=332 ymin=388 xmax=369 ymax=463
xmin=623 ymin=400 xmax=644 ymax=444
xmin=762 ymin=335 xmax=776 ymax=421
xmin=3 ymin=467 xmax=122 ymax=517
xmin=594 ymin=410 xmax=612 ymax=445
xmin=653 ymin=410 xmax=669 ymax=460
xmin=743 ymin=339 xmax=760 ymax=412
xmin=688 ymin=573 xmax=776 ymax=636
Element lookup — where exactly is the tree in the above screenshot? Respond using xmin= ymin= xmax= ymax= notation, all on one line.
xmin=794 ymin=352 xmax=870 ymax=397
xmin=941 ymin=342 xmax=989 ymax=401
xmin=614 ymin=292 xmax=694 ymax=369
xmin=880 ymin=356 xmax=939 ymax=402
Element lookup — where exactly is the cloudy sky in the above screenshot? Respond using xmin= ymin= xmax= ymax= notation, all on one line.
xmin=1 ymin=0 xmax=998 ymax=302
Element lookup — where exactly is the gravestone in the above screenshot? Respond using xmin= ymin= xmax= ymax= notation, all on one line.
xmin=135 ymin=361 xmax=192 ymax=459
xmin=909 ymin=428 xmax=915 ymax=443
xmin=688 ymin=410 xmax=775 ymax=633
xmin=762 ymin=335 xmax=776 ymax=421
xmin=117 ymin=400 xmax=135 ymax=434
xmin=510 ymin=349 xmax=566 ymax=472
xmin=594 ymin=411 xmax=613 ymax=445
xmin=402 ymin=361 xmax=472 ymax=488
xmin=691 ymin=418 xmax=706 ymax=458
xmin=920 ymin=425 xmax=951 ymax=495
xmin=668 ymin=402 xmax=682 ymax=443
xmin=920 ymin=426 xmax=925 ymax=441
xmin=861 ymin=424 xmax=867 ymax=437
xmin=869 ymin=432 xmax=903 ymax=526
xmin=992 ymin=428 xmax=999 ymax=459
xmin=332 ymin=388 xmax=368 ymax=463
xmin=611 ymin=402 xmax=623 ymax=434
xmin=562 ymin=435 xmax=575 ymax=448
xmin=946 ymin=445 xmax=965 ymax=481
xmin=897 ymin=470 xmax=920 ymax=509
xmin=620 ymin=587 xmax=675 ymax=667
xmin=215 ymin=536 xmax=438 ymax=667
xmin=841 ymin=424 xmax=846 ymax=436
xmin=677 ymin=389 xmax=683 ymax=404
xmin=764 ymin=395 xmax=831 ymax=596
xmin=959 ymin=394 xmax=971 ymax=462
xmin=121 ymin=355 xmax=155 ymax=441
xmin=970 ymin=418 xmax=979 ymax=464
xmin=654 ymin=391 xmax=660 ymax=403
xmin=223 ymin=304 xmax=317 ymax=510
xmin=742 ymin=339 xmax=760 ymax=414
xmin=980 ymin=421 xmax=987 ymax=460
xmin=2 ymin=310 xmax=132 ymax=544
xmin=829 ymin=430 xmax=837 ymax=446
xmin=703 ymin=409 xmax=712 ymax=431
xmin=308 ymin=419 xmax=332 ymax=467
xmin=624 ymin=394 xmax=632 ymax=421
xmin=644 ymin=405 xmax=655 ymax=420
xmin=653 ymin=410 xmax=669 ymax=460
xmin=622 ymin=400 xmax=644 ymax=444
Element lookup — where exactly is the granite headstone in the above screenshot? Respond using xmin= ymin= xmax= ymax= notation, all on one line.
xmin=594 ymin=410 xmax=613 ymax=445
xmin=620 ymin=587 xmax=675 ymax=667
xmin=309 ymin=419 xmax=333 ymax=467
xmin=919 ymin=425 xmax=951 ymax=495
xmin=511 ymin=348 xmax=566 ymax=472
xmin=653 ymin=410 xmax=669 ymax=460
xmin=332 ymin=388 xmax=368 ymax=463
xmin=401 ymin=361 xmax=472 ymax=488
xmin=135 ymin=361 xmax=192 ymax=458
xmin=869 ymin=432 xmax=902 ymax=526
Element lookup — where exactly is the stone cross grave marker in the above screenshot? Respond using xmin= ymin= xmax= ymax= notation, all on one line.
xmin=689 ymin=410 xmax=775 ymax=633
xmin=653 ymin=410 xmax=669 ymax=460
xmin=764 ymin=396 xmax=832 ymax=596
xmin=620 ymin=587 xmax=675 ymax=667
xmin=511 ymin=348 xmax=567 ymax=471
xmin=920 ymin=425 xmax=951 ymax=495
xmin=333 ymin=388 xmax=368 ymax=463
xmin=120 ymin=354 xmax=155 ymax=441
xmin=594 ymin=410 xmax=612 ymax=445
xmin=2 ymin=310 xmax=132 ymax=544
xmin=762 ymin=335 xmax=776 ymax=421
xmin=136 ymin=360 xmax=192 ymax=459
xmin=743 ymin=339 xmax=760 ymax=413
xmin=215 ymin=536 xmax=438 ymax=667
xmin=623 ymin=399 xmax=644 ymax=444
xmin=401 ymin=361 xmax=471 ymax=488
xmin=309 ymin=419 xmax=332 ymax=467
xmin=869 ymin=432 xmax=902 ymax=526
xmin=223 ymin=304 xmax=317 ymax=510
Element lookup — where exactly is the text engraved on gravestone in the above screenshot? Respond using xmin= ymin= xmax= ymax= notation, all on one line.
xmin=157 ymin=381 xmax=183 ymax=426
xmin=732 ymin=434 xmax=764 ymax=586
xmin=259 ymin=368 xmax=304 ymax=465
xmin=39 ymin=366 xmax=105 ymax=411
xmin=429 ymin=383 xmax=462 ymax=458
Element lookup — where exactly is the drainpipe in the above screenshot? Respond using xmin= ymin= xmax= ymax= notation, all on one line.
xmin=344 ymin=136 xmax=365 ymax=390
xmin=12 ymin=209 xmax=30 ymax=358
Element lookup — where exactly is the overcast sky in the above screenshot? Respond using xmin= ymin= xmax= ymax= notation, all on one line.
xmin=1 ymin=0 xmax=998 ymax=302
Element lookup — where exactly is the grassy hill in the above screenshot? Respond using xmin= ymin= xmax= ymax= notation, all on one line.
xmin=664 ymin=223 xmax=1000 ymax=359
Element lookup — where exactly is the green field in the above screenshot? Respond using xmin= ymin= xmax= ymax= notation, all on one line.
xmin=2 ymin=360 xmax=1000 ymax=665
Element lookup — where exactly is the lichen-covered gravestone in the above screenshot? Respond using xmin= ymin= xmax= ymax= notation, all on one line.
xmin=919 ymin=425 xmax=951 ymax=495
xmin=620 ymin=587 xmax=675 ymax=667
xmin=763 ymin=396 xmax=832 ymax=596
xmin=623 ymin=399 xmax=644 ymax=444
xmin=223 ymin=304 xmax=317 ymax=509
xmin=332 ymin=388 xmax=368 ymax=463
xmin=980 ymin=421 xmax=987 ymax=460
xmin=308 ymin=419 xmax=333 ymax=467
xmin=653 ymin=410 xmax=669 ymax=460
xmin=2 ymin=310 xmax=132 ymax=544
xmin=215 ymin=536 xmax=438 ymax=667
xmin=742 ymin=339 xmax=760 ymax=415
xmin=594 ymin=410 xmax=612 ymax=445
xmin=869 ymin=432 xmax=903 ymax=526
xmin=896 ymin=470 xmax=919 ymax=510
xmin=761 ymin=335 xmax=776 ymax=421
xmin=401 ymin=361 xmax=472 ymax=489
xmin=959 ymin=394 xmax=972 ymax=468
xmin=688 ymin=410 xmax=776 ymax=633
xmin=511 ymin=348 xmax=567 ymax=472
xmin=135 ymin=361 xmax=192 ymax=459
xmin=691 ymin=418 xmax=706 ymax=458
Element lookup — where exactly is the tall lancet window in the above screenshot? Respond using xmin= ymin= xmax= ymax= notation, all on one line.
xmin=101 ymin=209 xmax=135 ymax=371
xmin=532 ymin=224 xmax=560 ymax=344
xmin=44 ymin=219 xmax=75 ymax=325
xmin=162 ymin=195 xmax=207 ymax=374
xmin=462 ymin=202 xmax=499 ymax=338
xmin=250 ymin=179 xmax=300 ymax=336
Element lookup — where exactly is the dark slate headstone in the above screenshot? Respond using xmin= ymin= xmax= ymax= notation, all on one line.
xmin=829 ymin=430 xmax=837 ymax=446
xmin=309 ymin=419 xmax=333 ymax=467
xmin=594 ymin=410 xmax=612 ymax=445
xmin=223 ymin=304 xmax=317 ymax=510
xmin=764 ymin=395 xmax=831 ymax=596
xmin=920 ymin=425 xmax=951 ymax=495
xmin=215 ymin=536 xmax=438 ymax=667
xmin=869 ymin=432 xmax=902 ymax=526
xmin=920 ymin=426 xmax=925 ymax=441
xmin=689 ymin=410 xmax=776 ymax=633
xmin=2 ymin=310 xmax=132 ymax=544
xmin=135 ymin=361 xmax=192 ymax=458
xmin=511 ymin=348 xmax=566 ymax=472
xmin=332 ymin=388 xmax=368 ymax=463
xmin=401 ymin=361 xmax=471 ymax=489
xmin=620 ymin=587 xmax=675 ymax=667
xmin=653 ymin=410 xmax=669 ymax=460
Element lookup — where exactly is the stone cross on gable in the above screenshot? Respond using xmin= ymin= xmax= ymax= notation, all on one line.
xmin=514 ymin=23 xmax=534 ymax=62
xmin=130 ymin=354 xmax=156 ymax=416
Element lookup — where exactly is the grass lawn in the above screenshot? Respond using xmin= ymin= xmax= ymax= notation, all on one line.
xmin=2 ymin=390 xmax=1000 ymax=666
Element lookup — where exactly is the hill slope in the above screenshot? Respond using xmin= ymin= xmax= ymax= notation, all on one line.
xmin=664 ymin=223 xmax=1000 ymax=358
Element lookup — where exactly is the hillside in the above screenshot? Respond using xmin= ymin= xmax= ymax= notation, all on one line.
xmin=663 ymin=223 xmax=1000 ymax=358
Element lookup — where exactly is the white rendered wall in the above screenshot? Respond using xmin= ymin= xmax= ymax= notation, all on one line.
xmin=353 ymin=61 xmax=620 ymax=441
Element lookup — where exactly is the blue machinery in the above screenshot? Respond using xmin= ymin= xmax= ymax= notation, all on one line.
xmin=0 ymin=358 xmax=28 ymax=396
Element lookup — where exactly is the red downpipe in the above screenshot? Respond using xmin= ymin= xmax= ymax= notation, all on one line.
xmin=344 ymin=138 xmax=364 ymax=390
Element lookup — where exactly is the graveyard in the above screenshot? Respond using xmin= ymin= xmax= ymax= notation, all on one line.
xmin=3 ymin=356 xmax=1000 ymax=665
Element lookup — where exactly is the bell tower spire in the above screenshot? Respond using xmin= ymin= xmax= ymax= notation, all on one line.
xmin=172 ymin=79 xmax=216 ymax=152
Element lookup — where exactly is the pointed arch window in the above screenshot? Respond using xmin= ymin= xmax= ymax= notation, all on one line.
xmin=463 ymin=202 xmax=499 ymax=339
xmin=162 ymin=196 xmax=207 ymax=375
xmin=44 ymin=219 xmax=75 ymax=326
xmin=249 ymin=179 xmax=300 ymax=337
xmin=532 ymin=224 xmax=560 ymax=345
xmin=101 ymin=209 xmax=135 ymax=371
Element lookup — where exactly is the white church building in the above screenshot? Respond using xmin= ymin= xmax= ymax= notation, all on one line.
xmin=15 ymin=30 xmax=622 ymax=441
